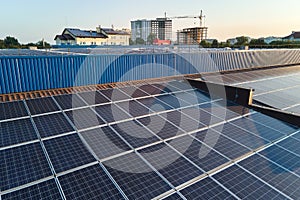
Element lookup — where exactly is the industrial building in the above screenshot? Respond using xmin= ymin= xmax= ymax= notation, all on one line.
xmin=0 ymin=48 xmax=300 ymax=199
xmin=177 ymin=27 xmax=208 ymax=45
xmin=54 ymin=26 xmax=130 ymax=46
xmin=131 ymin=17 xmax=172 ymax=44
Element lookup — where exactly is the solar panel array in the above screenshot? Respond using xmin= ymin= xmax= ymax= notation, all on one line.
xmin=202 ymin=65 xmax=300 ymax=115
xmin=0 ymin=80 xmax=299 ymax=199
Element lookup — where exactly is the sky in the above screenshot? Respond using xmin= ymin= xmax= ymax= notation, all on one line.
xmin=1 ymin=0 xmax=300 ymax=44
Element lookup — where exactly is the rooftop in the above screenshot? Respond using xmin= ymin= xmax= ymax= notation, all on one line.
xmin=0 ymin=63 xmax=300 ymax=199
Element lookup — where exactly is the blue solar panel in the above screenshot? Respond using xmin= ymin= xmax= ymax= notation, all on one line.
xmin=80 ymin=126 xmax=131 ymax=160
xmin=198 ymin=102 xmax=240 ymax=121
xmin=137 ymin=115 xmax=184 ymax=140
xmin=0 ymin=118 xmax=37 ymax=148
xmin=1 ymin=179 xmax=62 ymax=200
xmin=99 ymin=88 xmax=130 ymax=101
xmin=33 ymin=113 xmax=75 ymax=138
xmin=259 ymin=145 xmax=300 ymax=176
xmin=0 ymin=101 xmax=28 ymax=121
xmin=213 ymin=123 xmax=268 ymax=150
xmin=0 ymin=143 xmax=52 ymax=191
xmin=162 ymin=192 xmax=183 ymax=200
xmin=59 ymin=164 xmax=125 ymax=199
xmin=247 ymin=113 xmax=298 ymax=135
xmin=116 ymin=100 xmax=150 ymax=118
xmin=139 ymin=143 xmax=203 ymax=187
xmin=156 ymin=94 xmax=190 ymax=109
xmin=78 ymin=91 xmax=110 ymax=105
xmin=94 ymin=104 xmax=130 ymax=123
xmin=44 ymin=134 xmax=96 ymax=173
xmin=239 ymin=154 xmax=300 ymax=199
xmin=66 ymin=108 xmax=105 ymax=130
xmin=54 ymin=94 xmax=86 ymax=110
xmin=26 ymin=97 xmax=60 ymax=115
xmin=165 ymin=110 xmax=205 ymax=133
xmin=137 ymin=96 xmax=173 ymax=112
xmin=193 ymin=129 xmax=251 ymax=160
xmin=169 ymin=135 xmax=230 ymax=172
xmin=138 ymin=84 xmax=165 ymax=96
xmin=111 ymin=121 xmax=160 ymax=148
xmin=231 ymin=117 xmax=285 ymax=142
xmin=213 ymin=165 xmax=288 ymax=199
xmin=180 ymin=106 xmax=223 ymax=127
xmin=118 ymin=86 xmax=149 ymax=98
xmin=103 ymin=153 xmax=171 ymax=199
xmin=180 ymin=177 xmax=236 ymax=200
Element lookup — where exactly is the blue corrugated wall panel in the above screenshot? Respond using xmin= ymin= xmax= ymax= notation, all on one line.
xmin=1 ymin=49 xmax=300 ymax=94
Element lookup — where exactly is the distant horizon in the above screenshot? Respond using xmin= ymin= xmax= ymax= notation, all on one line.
xmin=1 ymin=0 xmax=299 ymax=44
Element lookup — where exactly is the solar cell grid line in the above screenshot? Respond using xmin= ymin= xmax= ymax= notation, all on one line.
xmin=93 ymin=103 xmax=131 ymax=124
xmin=53 ymin=93 xmax=87 ymax=110
xmin=212 ymin=165 xmax=290 ymax=199
xmin=136 ymin=96 xmax=173 ymax=112
xmin=168 ymin=135 xmax=230 ymax=173
xmin=258 ymin=145 xmax=300 ymax=176
xmin=110 ymin=120 xmax=161 ymax=149
xmin=79 ymin=126 xmax=132 ymax=160
xmin=192 ymin=129 xmax=251 ymax=160
xmin=137 ymin=114 xmax=186 ymax=140
xmin=246 ymin=112 xmax=298 ymax=135
xmin=25 ymin=97 xmax=61 ymax=115
xmin=98 ymin=88 xmax=131 ymax=102
xmin=102 ymin=152 xmax=172 ymax=199
xmin=180 ymin=106 xmax=224 ymax=127
xmin=159 ymin=110 xmax=206 ymax=134
xmin=115 ymin=100 xmax=152 ymax=118
xmin=212 ymin=123 xmax=269 ymax=150
xmin=0 ymin=100 xmax=28 ymax=121
xmin=136 ymin=83 xmax=166 ymax=96
xmin=229 ymin=117 xmax=286 ymax=142
xmin=0 ymin=142 xmax=53 ymax=191
xmin=291 ymin=131 xmax=300 ymax=141
xmin=161 ymin=192 xmax=186 ymax=200
xmin=33 ymin=112 xmax=75 ymax=138
xmin=155 ymin=94 xmax=191 ymax=109
xmin=238 ymin=154 xmax=300 ymax=200
xmin=178 ymin=177 xmax=237 ymax=200
xmin=138 ymin=142 xmax=204 ymax=187
xmin=65 ymin=107 xmax=106 ymax=131
xmin=118 ymin=86 xmax=149 ymax=98
xmin=1 ymin=179 xmax=63 ymax=200
xmin=198 ymin=102 xmax=241 ymax=121
xmin=58 ymin=164 xmax=126 ymax=200
xmin=0 ymin=118 xmax=38 ymax=148
xmin=43 ymin=134 xmax=97 ymax=173
xmin=77 ymin=90 xmax=111 ymax=106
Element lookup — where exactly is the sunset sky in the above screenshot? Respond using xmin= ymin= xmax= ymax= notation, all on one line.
xmin=1 ymin=0 xmax=299 ymax=43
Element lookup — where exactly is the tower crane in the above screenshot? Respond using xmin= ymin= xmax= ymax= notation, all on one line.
xmin=166 ymin=10 xmax=206 ymax=27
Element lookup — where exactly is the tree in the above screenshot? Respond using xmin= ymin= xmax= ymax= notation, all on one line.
xmin=4 ymin=36 xmax=20 ymax=48
xmin=249 ymin=38 xmax=266 ymax=46
xmin=135 ymin=38 xmax=145 ymax=45
xmin=147 ymin=33 xmax=156 ymax=45
xmin=199 ymin=40 xmax=211 ymax=48
xmin=36 ymin=40 xmax=51 ymax=49
xmin=236 ymin=36 xmax=249 ymax=46
xmin=212 ymin=39 xmax=219 ymax=48
xmin=0 ymin=40 xmax=4 ymax=49
xmin=129 ymin=38 xmax=134 ymax=45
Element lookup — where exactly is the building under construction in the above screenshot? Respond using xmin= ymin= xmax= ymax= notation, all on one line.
xmin=177 ymin=27 xmax=208 ymax=45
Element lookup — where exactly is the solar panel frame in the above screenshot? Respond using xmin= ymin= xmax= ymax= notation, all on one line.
xmin=53 ymin=94 xmax=87 ymax=110
xmin=25 ymin=97 xmax=60 ymax=115
xmin=1 ymin=179 xmax=63 ymax=200
xmin=43 ymin=134 xmax=97 ymax=173
xmin=58 ymin=164 xmax=125 ymax=200
xmin=103 ymin=152 xmax=172 ymax=199
xmin=0 ymin=100 xmax=28 ymax=121
xmin=0 ymin=142 xmax=52 ymax=191
xmin=0 ymin=118 xmax=38 ymax=148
